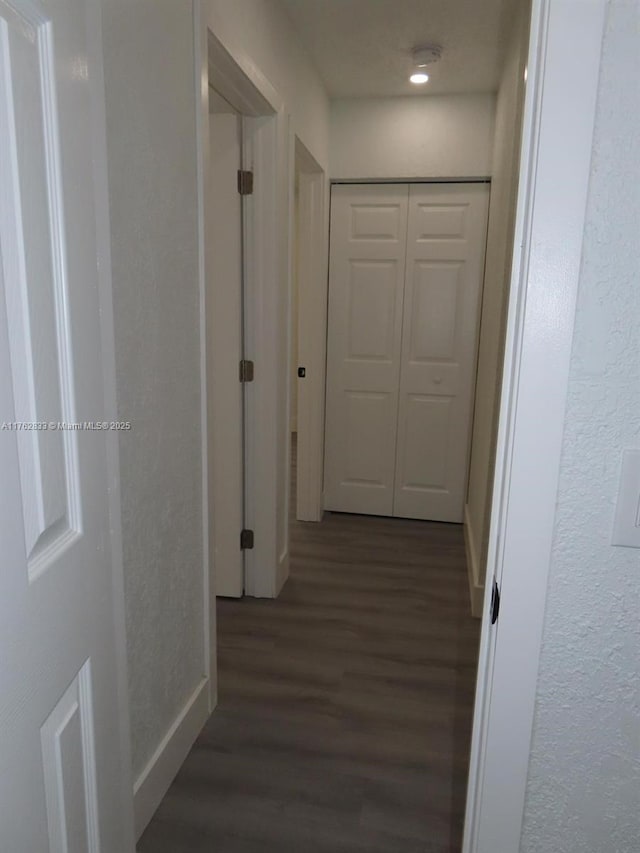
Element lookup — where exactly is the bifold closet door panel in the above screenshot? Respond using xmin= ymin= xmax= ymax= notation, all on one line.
xmin=393 ymin=183 xmax=490 ymax=522
xmin=324 ymin=184 xmax=409 ymax=515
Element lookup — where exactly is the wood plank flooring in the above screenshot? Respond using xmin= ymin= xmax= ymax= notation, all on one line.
xmin=139 ymin=438 xmax=480 ymax=852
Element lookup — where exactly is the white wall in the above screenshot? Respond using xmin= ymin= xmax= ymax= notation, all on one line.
xmin=207 ymin=0 xmax=330 ymax=171
xmin=464 ymin=0 xmax=530 ymax=612
xmin=521 ymin=3 xmax=640 ymax=849
xmin=101 ymin=0 xmax=207 ymax=830
xmin=330 ymin=94 xmax=496 ymax=179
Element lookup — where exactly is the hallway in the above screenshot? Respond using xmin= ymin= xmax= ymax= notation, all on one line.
xmin=139 ymin=441 xmax=480 ymax=852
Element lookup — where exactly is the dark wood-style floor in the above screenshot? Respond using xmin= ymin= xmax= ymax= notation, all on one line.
xmin=139 ymin=438 xmax=480 ymax=852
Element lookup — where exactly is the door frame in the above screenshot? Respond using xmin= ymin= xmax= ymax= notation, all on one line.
xmin=89 ymin=3 xmax=136 ymax=843
xmin=463 ymin=0 xmax=606 ymax=850
xmin=293 ymin=137 xmax=327 ymax=522
xmin=196 ymin=3 xmax=291 ymax=630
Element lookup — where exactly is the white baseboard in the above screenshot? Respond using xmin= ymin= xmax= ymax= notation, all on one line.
xmin=464 ymin=504 xmax=485 ymax=619
xmin=133 ymin=677 xmax=210 ymax=839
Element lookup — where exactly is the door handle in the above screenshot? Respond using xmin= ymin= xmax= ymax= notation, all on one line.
xmin=491 ymin=580 xmax=500 ymax=625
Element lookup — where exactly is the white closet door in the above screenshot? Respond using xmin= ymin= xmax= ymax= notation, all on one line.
xmin=324 ymin=184 xmax=408 ymax=515
xmin=393 ymin=183 xmax=490 ymax=522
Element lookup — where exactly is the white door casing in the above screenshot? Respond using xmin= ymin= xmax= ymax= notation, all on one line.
xmin=208 ymin=102 xmax=244 ymax=598
xmin=394 ymin=183 xmax=489 ymax=522
xmin=324 ymin=183 xmax=408 ymax=516
xmin=463 ymin=1 xmax=607 ymax=850
xmin=0 ymin=0 xmax=134 ymax=850
xmin=324 ymin=182 xmax=488 ymax=522
xmin=290 ymin=180 xmax=299 ymax=435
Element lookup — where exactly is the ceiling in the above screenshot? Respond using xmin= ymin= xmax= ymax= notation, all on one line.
xmin=280 ymin=0 xmax=520 ymax=98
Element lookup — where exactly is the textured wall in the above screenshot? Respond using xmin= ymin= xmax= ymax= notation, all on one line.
xmin=329 ymin=94 xmax=496 ymax=179
xmin=521 ymin=2 xmax=640 ymax=849
xmin=101 ymin=1 xmax=205 ymax=778
xmin=465 ymin=0 xmax=530 ymax=597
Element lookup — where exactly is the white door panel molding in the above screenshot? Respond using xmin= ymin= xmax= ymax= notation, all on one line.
xmin=394 ymin=184 xmax=489 ymax=522
xmin=0 ymin=0 xmax=134 ymax=847
xmin=324 ymin=182 xmax=489 ymax=522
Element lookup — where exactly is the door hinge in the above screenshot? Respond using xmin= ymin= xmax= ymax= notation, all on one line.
xmin=237 ymin=169 xmax=254 ymax=195
xmin=490 ymin=580 xmax=500 ymax=625
xmin=240 ymin=529 xmax=254 ymax=550
xmin=239 ymin=359 xmax=254 ymax=383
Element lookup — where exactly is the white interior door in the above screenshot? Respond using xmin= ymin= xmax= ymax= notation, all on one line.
xmin=208 ymin=93 xmax=244 ymax=597
xmin=324 ymin=184 xmax=408 ymax=515
xmin=0 ymin=0 xmax=133 ymax=849
xmin=325 ymin=182 xmax=489 ymax=522
xmin=394 ymin=183 xmax=490 ymax=522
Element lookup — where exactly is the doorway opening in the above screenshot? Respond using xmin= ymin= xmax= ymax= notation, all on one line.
xmin=204 ymin=30 xmax=286 ymax=622
xmin=291 ymin=137 xmax=326 ymax=522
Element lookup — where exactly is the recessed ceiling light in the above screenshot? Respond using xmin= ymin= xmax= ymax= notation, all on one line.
xmin=409 ymin=44 xmax=442 ymax=85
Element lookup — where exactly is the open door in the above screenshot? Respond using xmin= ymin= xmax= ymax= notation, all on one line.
xmin=0 ymin=0 xmax=134 ymax=848
xmin=204 ymin=29 xmax=289 ymax=600
xmin=208 ymin=89 xmax=245 ymax=598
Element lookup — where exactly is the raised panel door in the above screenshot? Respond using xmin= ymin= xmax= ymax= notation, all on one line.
xmin=0 ymin=1 xmax=133 ymax=848
xmin=393 ymin=183 xmax=490 ymax=521
xmin=324 ymin=184 xmax=408 ymax=515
